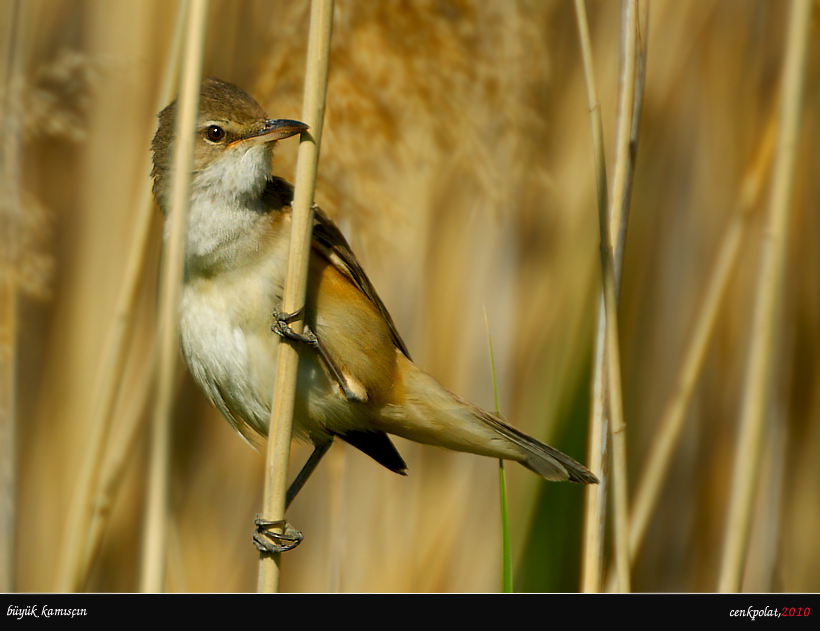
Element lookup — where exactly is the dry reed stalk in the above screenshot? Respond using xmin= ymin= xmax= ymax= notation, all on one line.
xmin=139 ymin=0 xmax=209 ymax=593
xmin=603 ymin=116 xmax=776 ymax=593
xmin=573 ymin=0 xmax=609 ymax=593
xmin=576 ymin=0 xmax=644 ymax=593
xmin=611 ymin=0 xmax=648 ymax=269
xmin=81 ymin=340 xmax=159 ymax=590
xmin=0 ymin=0 xmax=24 ymax=593
xmin=56 ymin=1 xmax=187 ymax=592
xmin=600 ymin=0 xmax=642 ymax=594
xmin=258 ymin=0 xmax=333 ymax=593
xmin=717 ymin=0 xmax=812 ymax=593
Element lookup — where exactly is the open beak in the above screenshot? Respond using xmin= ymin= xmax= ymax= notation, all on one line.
xmin=232 ymin=119 xmax=309 ymax=147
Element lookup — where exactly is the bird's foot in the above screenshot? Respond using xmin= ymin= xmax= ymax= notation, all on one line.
xmin=271 ymin=306 xmax=318 ymax=346
xmin=253 ymin=517 xmax=303 ymax=554
xmin=271 ymin=306 xmax=366 ymax=403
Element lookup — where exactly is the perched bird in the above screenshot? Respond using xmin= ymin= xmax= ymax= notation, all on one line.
xmin=151 ymin=77 xmax=597 ymax=516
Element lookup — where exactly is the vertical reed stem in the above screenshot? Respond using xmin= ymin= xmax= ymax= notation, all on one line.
xmin=57 ymin=1 xmax=187 ymax=592
xmin=139 ymin=0 xmax=209 ymax=593
xmin=257 ymin=0 xmax=334 ymax=593
xmin=0 ymin=0 xmax=24 ymax=593
xmin=573 ymin=0 xmax=608 ymax=593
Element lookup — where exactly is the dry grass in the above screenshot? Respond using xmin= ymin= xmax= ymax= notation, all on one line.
xmin=2 ymin=0 xmax=819 ymax=592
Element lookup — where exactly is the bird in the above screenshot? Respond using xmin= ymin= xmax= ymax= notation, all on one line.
xmin=150 ymin=77 xmax=597 ymax=524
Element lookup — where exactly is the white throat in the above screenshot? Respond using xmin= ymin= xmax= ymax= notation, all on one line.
xmin=166 ymin=143 xmax=274 ymax=276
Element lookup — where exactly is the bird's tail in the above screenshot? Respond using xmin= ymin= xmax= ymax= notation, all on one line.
xmin=380 ymin=355 xmax=598 ymax=484
xmin=469 ymin=403 xmax=599 ymax=483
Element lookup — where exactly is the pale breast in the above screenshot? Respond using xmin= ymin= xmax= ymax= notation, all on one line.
xmin=176 ymin=197 xmax=389 ymax=445
xmin=180 ymin=272 xmax=278 ymax=440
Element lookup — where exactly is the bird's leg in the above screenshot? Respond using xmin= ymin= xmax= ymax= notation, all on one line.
xmin=272 ymin=307 xmax=366 ymax=402
xmin=286 ymin=437 xmax=334 ymax=509
xmin=252 ymin=438 xmax=334 ymax=554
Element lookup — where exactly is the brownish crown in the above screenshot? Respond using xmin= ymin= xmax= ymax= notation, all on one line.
xmin=150 ymin=77 xmax=269 ymax=207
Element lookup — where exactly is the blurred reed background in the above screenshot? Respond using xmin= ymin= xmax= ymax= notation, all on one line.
xmin=1 ymin=0 xmax=818 ymax=592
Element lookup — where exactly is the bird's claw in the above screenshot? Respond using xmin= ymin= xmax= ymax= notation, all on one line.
xmin=253 ymin=517 xmax=303 ymax=554
xmin=271 ymin=306 xmax=365 ymax=403
xmin=271 ymin=306 xmax=318 ymax=345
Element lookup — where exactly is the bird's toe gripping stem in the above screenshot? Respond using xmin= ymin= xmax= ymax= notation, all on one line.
xmin=271 ymin=306 xmax=318 ymax=345
xmin=253 ymin=517 xmax=303 ymax=554
xmin=271 ymin=306 xmax=365 ymax=402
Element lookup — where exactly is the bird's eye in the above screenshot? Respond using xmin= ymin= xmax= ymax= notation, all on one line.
xmin=206 ymin=125 xmax=225 ymax=142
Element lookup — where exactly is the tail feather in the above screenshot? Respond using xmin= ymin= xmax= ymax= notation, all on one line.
xmin=473 ymin=406 xmax=598 ymax=484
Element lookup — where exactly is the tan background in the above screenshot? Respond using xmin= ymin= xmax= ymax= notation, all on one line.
xmin=3 ymin=0 xmax=818 ymax=592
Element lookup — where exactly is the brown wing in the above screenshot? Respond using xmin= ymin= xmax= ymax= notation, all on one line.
xmin=310 ymin=207 xmax=412 ymax=361
xmin=263 ymin=176 xmax=411 ymax=360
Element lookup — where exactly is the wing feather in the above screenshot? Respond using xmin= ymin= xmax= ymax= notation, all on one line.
xmin=263 ymin=176 xmax=411 ymax=360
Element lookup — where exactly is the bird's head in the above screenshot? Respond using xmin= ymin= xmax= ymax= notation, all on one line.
xmin=151 ymin=77 xmax=307 ymax=212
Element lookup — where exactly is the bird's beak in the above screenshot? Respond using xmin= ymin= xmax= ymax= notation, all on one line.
xmin=232 ymin=119 xmax=309 ymax=148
